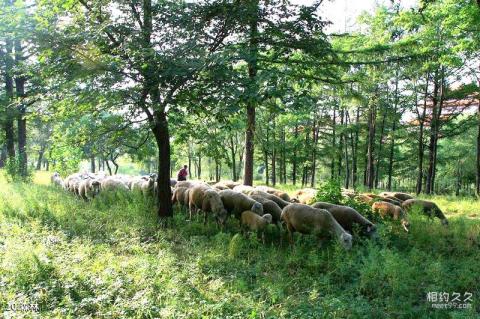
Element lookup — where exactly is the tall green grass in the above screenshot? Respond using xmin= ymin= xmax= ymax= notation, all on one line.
xmin=0 ymin=174 xmax=479 ymax=318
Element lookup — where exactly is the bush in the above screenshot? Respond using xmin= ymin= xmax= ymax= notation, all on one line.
xmin=314 ymin=179 xmax=343 ymax=204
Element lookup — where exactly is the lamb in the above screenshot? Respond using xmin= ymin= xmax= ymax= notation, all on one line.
xmin=281 ymin=203 xmax=352 ymax=250
xmin=402 ymin=199 xmax=448 ymax=225
xmin=249 ymin=194 xmax=282 ymax=226
xmin=50 ymin=172 xmax=64 ymax=188
xmin=138 ymin=174 xmax=156 ymax=197
xmin=292 ymin=188 xmax=318 ymax=204
xmin=255 ymin=186 xmax=291 ymax=201
xmin=311 ymin=202 xmax=376 ymax=236
xmin=240 ymin=210 xmax=273 ymax=243
xmin=100 ymin=176 xmax=129 ymax=192
xmin=232 ymin=184 xmax=256 ymax=195
xmin=249 ymin=190 xmax=290 ymax=208
xmin=219 ymin=189 xmax=263 ymax=219
xmin=372 ymin=201 xmax=410 ymax=232
xmin=78 ymin=178 xmax=101 ymax=201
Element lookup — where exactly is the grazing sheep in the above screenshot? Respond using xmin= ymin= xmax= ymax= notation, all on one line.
xmin=240 ymin=210 xmax=273 ymax=243
xmin=175 ymin=180 xmax=206 ymax=189
xmin=139 ymin=174 xmax=156 ymax=197
xmin=78 ymin=178 xmax=101 ymax=201
xmin=281 ymin=203 xmax=352 ymax=250
xmin=64 ymin=173 xmax=81 ymax=191
xmin=219 ymin=189 xmax=263 ymax=219
xmin=402 ymin=199 xmax=448 ymax=225
xmin=255 ymin=186 xmax=291 ymax=201
xmin=172 ymin=186 xmax=189 ymax=206
xmin=311 ymin=202 xmax=376 ymax=236
xmin=232 ymin=185 xmax=256 ymax=195
xmin=249 ymin=194 xmax=282 ymax=225
xmin=201 ymin=189 xmax=229 ymax=227
xmin=215 ymin=181 xmax=240 ymax=189
xmin=50 ymin=172 xmax=64 ymax=188
xmin=213 ymin=184 xmax=230 ymax=191
xmin=250 ymin=190 xmax=290 ymax=208
xmin=100 ymin=177 xmax=129 ymax=192
xmin=292 ymin=188 xmax=318 ymax=204
xmin=372 ymin=201 xmax=410 ymax=232
xmin=380 ymin=192 xmax=414 ymax=201
xmin=188 ymin=184 xmax=212 ymax=219
xmin=355 ymin=194 xmax=375 ymax=205
xmin=378 ymin=196 xmax=403 ymax=206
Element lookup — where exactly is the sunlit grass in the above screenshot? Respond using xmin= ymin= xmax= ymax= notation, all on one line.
xmin=0 ymin=171 xmax=479 ymax=317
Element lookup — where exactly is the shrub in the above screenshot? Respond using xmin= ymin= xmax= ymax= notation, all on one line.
xmin=314 ymin=179 xmax=343 ymax=204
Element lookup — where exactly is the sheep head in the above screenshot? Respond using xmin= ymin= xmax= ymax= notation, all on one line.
xmin=251 ymin=202 xmax=263 ymax=216
xmin=262 ymin=213 xmax=272 ymax=224
xmin=340 ymin=232 xmax=352 ymax=250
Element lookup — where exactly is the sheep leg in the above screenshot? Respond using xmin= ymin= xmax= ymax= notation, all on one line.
xmin=286 ymin=224 xmax=294 ymax=247
xmin=203 ymin=211 xmax=208 ymax=225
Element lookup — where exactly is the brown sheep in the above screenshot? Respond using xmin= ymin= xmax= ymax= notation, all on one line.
xmin=219 ymin=189 xmax=263 ymax=219
xmin=249 ymin=194 xmax=282 ymax=226
xmin=255 ymin=186 xmax=291 ymax=201
xmin=372 ymin=201 xmax=410 ymax=232
xmin=172 ymin=186 xmax=189 ymax=206
xmin=240 ymin=210 xmax=273 ymax=243
xmin=188 ymin=184 xmax=212 ymax=220
xmin=378 ymin=196 xmax=403 ymax=206
xmin=215 ymin=181 xmax=240 ymax=189
xmin=249 ymin=190 xmax=290 ymax=208
xmin=281 ymin=203 xmax=352 ymax=250
xmin=232 ymin=185 xmax=256 ymax=195
xmin=292 ymin=188 xmax=318 ymax=204
xmin=311 ymin=202 xmax=376 ymax=236
xmin=201 ymin=189 xmax=229 ymax=227
xmin=402 ymin=199 xmax=448 ymax=225
xmin=380 ymin=192 xmax=414 ymax=201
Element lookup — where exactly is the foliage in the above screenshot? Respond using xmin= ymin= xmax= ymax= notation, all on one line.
xmin=314 ymin=179 xmax=343 ymax=204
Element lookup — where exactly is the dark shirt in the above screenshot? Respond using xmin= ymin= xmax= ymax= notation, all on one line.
xmin=177 ymin=168 xmax=188 ymax=181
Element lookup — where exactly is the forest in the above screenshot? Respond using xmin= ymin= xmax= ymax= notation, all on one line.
xmin=1 ymin=0 xmax=479 ymax=317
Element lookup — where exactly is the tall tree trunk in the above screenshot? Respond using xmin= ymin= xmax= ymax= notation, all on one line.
xmin=352 ymin=108 xmax=360 ymax=188
xmin=243 ymin=0 xmax=259 ymax=186
xmin=15 ymin=39 xmax=27 ymax=177
xmin=271 ymin=115 xmax=276 ymax=186
xmin=338 ymin=108 xmax=344 ymax=178
xmin=416 ymin=75 xmax=429 ymax=195
xmin=331 ymin=107 xmax=336 ymax=179
xmin=476 ymin=74 xmax=480 ymax=196
xmin=89 ymin=156 xmax=94 ymax=173
xmin=374 ymin=107 xmax=386 ymax=188
xmin=4 ymin=38 xmax=15 ymax=161
xmin=264 ymin=149 xmax=269 ymax=185
xmin=344 ymin=111 xmax=350 ymax=189
xmin=282 ymin=128 xmax=286 ymax=184
xmin=197 ymin=154 xmax=201 ymax=180
xmin=230 ymin=136 xmax=237 ymax=181
xmin=311 ymin=117 xmax=319 ymax=187
xmin=387 ymin=72 xmax=399 ymax=191
xmin=36 ymin=144 xmax=45 ymax=170
xmin=0 ymin=146 xmax=6 ymax=168
xmin=366 ymin=95 xmax=377 ymax=190
xmin=426 ymin=69 xmax=444 ymax=194
xmin=292 ymin=124 xmax=298 ymax=185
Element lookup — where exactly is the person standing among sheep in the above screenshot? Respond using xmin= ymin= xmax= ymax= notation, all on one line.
xmin=177 ymin=165 xmax=188 ymax=181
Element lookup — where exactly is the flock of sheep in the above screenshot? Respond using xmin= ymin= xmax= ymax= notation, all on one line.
xmin=51 ymin=172 xmax=449 ymax=250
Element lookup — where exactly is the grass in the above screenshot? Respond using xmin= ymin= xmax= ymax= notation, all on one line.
xmin=1 ymin=172 xmax=479 ymax=318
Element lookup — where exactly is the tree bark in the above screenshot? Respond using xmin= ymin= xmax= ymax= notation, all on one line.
xmin=90 ymin=156 xmax=96 ymax=173
xmin=292 ymin=123 xmax=298 ymax=185
xmin=311 ymin=116 xmax=319 ymax=187
xmin=271 ymin=114 xmax=276 ymax=186
xmin=366 ymin=94 xmax=377 ymax=190
xmin=416 ymin=75 xmax=429 ymax=194
xmin=36 ymin=144 xmax=45 ymax=171
xmin=0 ymin=146 xmax=6 ymax=168
xmin=15 ymin=39 xmax=27 ymax=177
xmin=229 ymin=135 xmax=237 ymax=181
xmin=387 ymin=72 xmax=399 ymax=191
xmin=352 ymin=108 xmax=360 ymax=188
xmin=331 ymin=107 xmax=336 ymax=179
xmin=476 ymin=75 xmax=480 ymax=196
xmin=4 ymin=38 xmax=15 ymax=161
xmin=374 ymin=107 xmax=386 ymax=188
xmin=243 ymin=0 xmax=259 ymax=186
